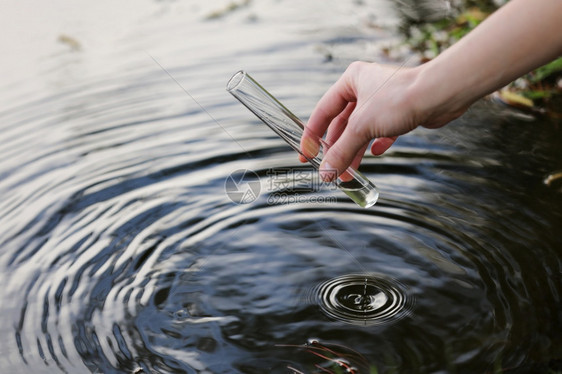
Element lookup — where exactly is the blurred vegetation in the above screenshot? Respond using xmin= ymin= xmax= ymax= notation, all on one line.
xmin=204 ymin=0 xmax=251 ymax=20
xmin=398 ymin=0 xmax=562 ymax=117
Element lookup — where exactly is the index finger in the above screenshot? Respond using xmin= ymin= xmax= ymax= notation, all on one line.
xmin=300 ymin=75 xmax=356 ymax=154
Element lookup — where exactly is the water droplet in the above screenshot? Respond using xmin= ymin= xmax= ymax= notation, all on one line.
xmin=314 ymin=274 xmax=414 ymax=326
xmin=306 ymin=338 xmax=320 ymax=346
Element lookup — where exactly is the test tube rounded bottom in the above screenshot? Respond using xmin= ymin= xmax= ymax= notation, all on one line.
xmin=337 ymin=172 xmax=379 ymax=208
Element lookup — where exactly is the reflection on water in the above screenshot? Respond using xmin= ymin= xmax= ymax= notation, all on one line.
xmin=1 ymin=0 xmax=561 ymax=373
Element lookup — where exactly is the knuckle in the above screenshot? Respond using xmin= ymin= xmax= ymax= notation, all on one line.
xmin=346 ymin=117 xmax=370 ymax=143
xmin=347 ymin=60 xmax=365 ymax=73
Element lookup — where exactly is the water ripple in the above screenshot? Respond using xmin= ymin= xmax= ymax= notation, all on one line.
xmin=0 ymin=0 xmax=561 ymax=373
xmin=314 ymin=273 xmax=414 ymax=326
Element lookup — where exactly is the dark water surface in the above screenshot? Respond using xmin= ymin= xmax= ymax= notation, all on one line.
xmin=1 ymin=1 xmax=561 ymax=373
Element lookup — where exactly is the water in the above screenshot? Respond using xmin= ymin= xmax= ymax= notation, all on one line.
xmin=1 ymin=0 xmax=561 ymax=373
xmin=313 ymin=274 xmax=413 ymax=326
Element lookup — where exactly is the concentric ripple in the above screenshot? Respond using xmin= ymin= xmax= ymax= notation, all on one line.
xmin=315 ymin=274 xmax=414 ymax=326
xmin=1 ymin=0 xmax=562 ymax=373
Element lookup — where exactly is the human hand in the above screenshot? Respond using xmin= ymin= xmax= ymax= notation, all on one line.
xmin=299 ymin=61 xmax=464 ymax=181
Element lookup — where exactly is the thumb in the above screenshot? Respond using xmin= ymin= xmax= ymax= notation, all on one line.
xmin=319 ymin=126 xmax=368 ymax=182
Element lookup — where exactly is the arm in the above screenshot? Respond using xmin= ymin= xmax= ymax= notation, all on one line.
xmin=302 ymin=0 xmax=562 ymax=182
xmin=417 ymin=0 xmax=562 ymax=128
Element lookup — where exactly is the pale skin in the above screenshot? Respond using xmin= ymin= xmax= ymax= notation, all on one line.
xmin=300 ymin=0 xmax=562 ymax=182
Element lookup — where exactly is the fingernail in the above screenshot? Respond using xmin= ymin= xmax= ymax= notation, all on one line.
xmin=319 ymin=161 xmax=336 ymax=182
xmin=302 ymin=137 xmax=319 ymax=159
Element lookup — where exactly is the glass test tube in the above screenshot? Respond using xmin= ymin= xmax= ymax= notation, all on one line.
xmin=226 ymin=70 xmax=379 ymax=208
